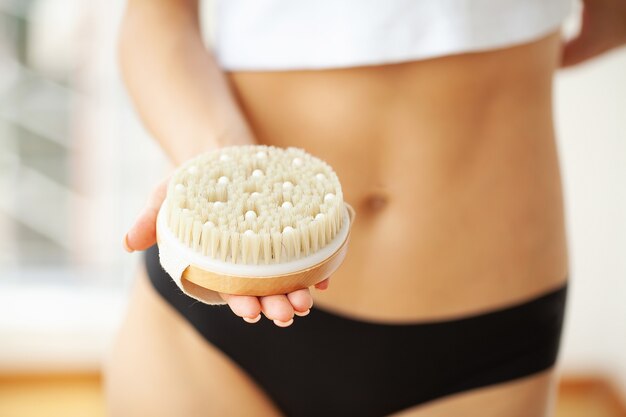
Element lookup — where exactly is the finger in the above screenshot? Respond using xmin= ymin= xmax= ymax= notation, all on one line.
xmin=124 ymin=178 xmax=169 ymax=252
xmin=260 ymin=295 xmax=294 ymax=326
xmin=561 ymin=6 xmax=592 ymax=68
xmin=560 ymin=7 xmax=625 ymax=68
xmin=287 ymin=288 xmax=313 ymax=316
xmin=314 ymin=278 xmax=330 ymax=291
xmin=561 ymin=32 xmax=608 ymax=68
xmin=220 ymin=293 xmax=262 ymax=323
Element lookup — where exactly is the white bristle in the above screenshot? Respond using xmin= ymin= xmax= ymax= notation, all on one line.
xmin=210 ymin=226 xmax=220 ymax=257
xmin=261 ymin=232 xmax=271 ymax=264
xmin=230 ymin=232 xmax=240 ymax=263
xmin=282 ymin=226 xmax=294 ymax=260
xmin=165 ymin=145 xmax=345 ymax=265
xmin=192 ymin=220 xmax=202 ymax=251
xmin=299 ymin=224 xmax=311 ymax=256
xmin=315 ymin=213 xmax=327 ymax=247
xmin=309 ymin=221 xmax=319 ymax=253
xmin=271 ymin=231 xmax=282 ymax=264
xmin=219 ymin=230 xmax=230 ymax=261
xmin=201 ymin=221 xmax=214 ymax=256
xmin=182 ymin=212 xmax=193 ymax=246
xmin=170 ymin=206 xmax=182 ymax=236
xmin=241 ymin=229 xmax=261 ymax=264
xmin=245 ymin=210 xmax=257 ymax=221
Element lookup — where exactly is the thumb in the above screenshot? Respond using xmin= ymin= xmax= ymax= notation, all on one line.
xmin=561 ymin=6 xmax=626 ymax=68
xmin=561 ymin=7 xmax=597 ymax=68
xmin=561 ymin=31 xmax=604 ymax=68
xmin=124 ymin=178 xmax=169 ymax=252
xmin=314 ymin=278 xmax=330 ymax=290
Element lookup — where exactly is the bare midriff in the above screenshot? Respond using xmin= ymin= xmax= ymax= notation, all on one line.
xmin=228 ymin=32 xmax=569 ymax=323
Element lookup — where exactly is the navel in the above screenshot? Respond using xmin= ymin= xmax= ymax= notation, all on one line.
xmin=362 ymin=192 xmax=388 ymax=213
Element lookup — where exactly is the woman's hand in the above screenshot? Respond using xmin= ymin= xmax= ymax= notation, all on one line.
xmin=119 ymin=0 xmax=329 ymax=327
xmin=123 ymin=178 xmax=330 ymax=327
xmin=561 ymin=0 xmax=626 ymax=67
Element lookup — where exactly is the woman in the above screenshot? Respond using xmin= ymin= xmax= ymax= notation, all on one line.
xmin=106 ymin=1 xmax=626 ymax=416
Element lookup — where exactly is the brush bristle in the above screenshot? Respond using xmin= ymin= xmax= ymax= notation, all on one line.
xmin=165 ymin=145 xmax=345 ymax=265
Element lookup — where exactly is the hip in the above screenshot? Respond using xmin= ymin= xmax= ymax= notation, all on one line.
xmin=143 ymin=244 xmax=567 ymax=416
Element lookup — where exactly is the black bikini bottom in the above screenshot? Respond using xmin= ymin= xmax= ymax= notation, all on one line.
xmin=144 ymin=244 xmax=567 ymax=417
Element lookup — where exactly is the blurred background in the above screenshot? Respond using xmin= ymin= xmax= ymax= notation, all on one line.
xmin=0 ymin=0 xmax=624 ymax=416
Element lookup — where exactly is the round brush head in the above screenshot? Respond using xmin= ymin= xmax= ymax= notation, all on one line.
xmin=156 ymin=145 xmax=355 ymax=299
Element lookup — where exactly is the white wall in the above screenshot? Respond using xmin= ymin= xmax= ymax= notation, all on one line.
xmin=555 ymin=47 xmax=626 ymax=391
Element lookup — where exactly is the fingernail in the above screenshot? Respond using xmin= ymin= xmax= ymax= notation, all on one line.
xmin=123 ymin=234 xmax=134 ymax=253
xmin=243 ymin=314 xmax=261 ymax=324
xmin=294 ymin=309 xmax=310 ymax=317
xmin=273 ymin=318 xmax=294 ymax=327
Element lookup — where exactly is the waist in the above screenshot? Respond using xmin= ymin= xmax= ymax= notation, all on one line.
xmin=227 ymin=32 xmax=569 ymax=321
xmin=229 ymin=31 xmax=561 ymax=197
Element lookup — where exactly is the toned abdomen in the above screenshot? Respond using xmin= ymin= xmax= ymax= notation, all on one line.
xmin=228 ymin=32 xmax=568 ymax=322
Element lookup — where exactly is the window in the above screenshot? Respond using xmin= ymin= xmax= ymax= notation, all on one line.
xmin=0 ymin=0 xmax=165 ymax=370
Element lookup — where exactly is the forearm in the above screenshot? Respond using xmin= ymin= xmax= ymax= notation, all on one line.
xmin=118 ymin=0 xmax=253 ymax=165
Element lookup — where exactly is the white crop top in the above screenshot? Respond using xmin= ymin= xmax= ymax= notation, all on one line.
xmin=211 ymin=0 xmax=574 ymax=71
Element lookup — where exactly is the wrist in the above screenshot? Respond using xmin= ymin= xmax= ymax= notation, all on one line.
xmin=171 ymin=122 xmax=256 ymax=165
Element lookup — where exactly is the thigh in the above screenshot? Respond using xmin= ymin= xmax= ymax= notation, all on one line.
xmin=103 ymin=266 xmax=283 ymax=417
xmin=390 ymin=370 xmax=558 ymax=417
